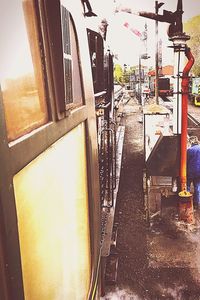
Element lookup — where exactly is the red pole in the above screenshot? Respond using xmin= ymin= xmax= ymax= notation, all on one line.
xmin=180 ymin=47 xmax=194 ymax=191
xmin=179 ymin=47 xmax=195 ymax=224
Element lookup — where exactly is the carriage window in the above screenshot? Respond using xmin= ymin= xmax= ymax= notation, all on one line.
xmin=61 ymin=6 xmax=83 ymax=108
xmin=43 ymin=2 xmax=83 ymax=115
xmin=0 ymin=1 xmax=48 ymax=142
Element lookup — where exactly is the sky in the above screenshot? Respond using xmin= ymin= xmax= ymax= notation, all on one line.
xmin=88 ymin=0 xmax=200 ymax=68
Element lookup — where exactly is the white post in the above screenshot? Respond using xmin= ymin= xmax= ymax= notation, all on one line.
xmin=170 ymin=36 xmax=189 ymax=134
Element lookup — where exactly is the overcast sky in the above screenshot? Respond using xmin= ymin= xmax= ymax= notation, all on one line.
xmin=88 ymin=0 xmax=200 ymax=67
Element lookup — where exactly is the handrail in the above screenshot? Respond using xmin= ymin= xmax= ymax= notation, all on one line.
xmin=87 ymin=247 xmax=102 ymax=300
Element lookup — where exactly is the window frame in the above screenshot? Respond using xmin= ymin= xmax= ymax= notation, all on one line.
xmin=43 ymin=1 xmax=85 ymax=119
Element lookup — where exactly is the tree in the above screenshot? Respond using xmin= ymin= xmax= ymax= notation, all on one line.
xmin=114 ymin=64 xmax=123 ymax=83
xmin=184 ymin=15 xmax=200 ymax=76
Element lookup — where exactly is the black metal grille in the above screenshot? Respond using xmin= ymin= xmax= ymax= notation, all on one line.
xmin=63 ymin=58 xmax=72 ymax=104
xmin=61 ymin=6 xmax=71 ymax=55
xmin=99 ymin=117 xmax=117 ymax=208
xmin=61 ymin=5 xmax=72 ymax=104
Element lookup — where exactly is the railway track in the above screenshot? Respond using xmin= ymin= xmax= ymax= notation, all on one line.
xmin=187 ymin=111 xmax=200 ymax=140
xmin=160 ymin=95 xmax=200 ymax=128
xmin=188 ymin=113 xmax=200 ymax=128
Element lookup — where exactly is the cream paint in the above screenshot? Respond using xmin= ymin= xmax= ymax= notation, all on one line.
xmin=13 ymin=123 xmax=91 ymax=300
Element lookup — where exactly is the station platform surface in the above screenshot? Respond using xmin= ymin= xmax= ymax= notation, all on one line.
xmin=102 ymin=97 xmax=200 ymax=300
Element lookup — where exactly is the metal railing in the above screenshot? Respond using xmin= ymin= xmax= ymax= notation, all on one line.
xmin=99 ymin=119 xmax=117 ymax=208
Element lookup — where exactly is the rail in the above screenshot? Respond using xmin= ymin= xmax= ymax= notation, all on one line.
xmin=188 ymin=113 xmax=200 ymax=127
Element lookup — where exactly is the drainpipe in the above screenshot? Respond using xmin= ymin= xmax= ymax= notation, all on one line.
xmin=178 ymin=47 xmax=195 ymax=224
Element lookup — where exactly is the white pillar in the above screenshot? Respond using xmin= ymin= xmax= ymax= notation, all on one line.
xmin=170 ymin=36 xmax=189 ymax=134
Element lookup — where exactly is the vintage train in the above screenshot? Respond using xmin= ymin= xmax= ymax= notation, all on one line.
xmin=149 ymin=77 xmax=173 ymax=98
xmin=0 ymin=0 xmax=118 ymax=299
xmin=190 ymin=77 xmax=200 ymax=106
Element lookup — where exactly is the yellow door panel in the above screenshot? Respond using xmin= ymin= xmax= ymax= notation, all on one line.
xmin=13 ymin=123 xmax=91 ymax=300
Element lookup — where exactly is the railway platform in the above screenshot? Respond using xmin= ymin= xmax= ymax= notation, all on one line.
xmin=102 ymin=96 xmax=200 ymax=300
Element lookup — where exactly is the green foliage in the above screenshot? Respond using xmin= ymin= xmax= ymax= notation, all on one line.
xmin=114 ymin=64 xmax=137 ymax=84
xmin=184 ymin=15 xmax=200 ymax=76
xmin=114 ymin=64 xmax=123 ymax=83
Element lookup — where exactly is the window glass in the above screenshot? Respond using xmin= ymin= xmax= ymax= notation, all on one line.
xmin=0 ymin=1 xmax=48 ymax=141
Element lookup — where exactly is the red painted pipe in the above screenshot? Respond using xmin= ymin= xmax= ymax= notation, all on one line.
xmin=180 ymin=47 xmax=194 ymax=191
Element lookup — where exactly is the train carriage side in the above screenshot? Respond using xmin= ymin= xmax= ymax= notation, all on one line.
xmin=0 ymin=1 xmax=101 ymax=299
xmin=87 ymin=28 xmax=117 ymax=209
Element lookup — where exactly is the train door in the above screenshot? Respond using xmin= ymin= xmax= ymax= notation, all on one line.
xmin=0 ymin=1 xmax=100 ymax=299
